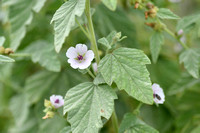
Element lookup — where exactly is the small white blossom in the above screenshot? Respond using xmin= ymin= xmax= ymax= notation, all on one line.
xmin=66 ymin=44 xmax=94 ymax=69
xmin=152 ymin=83 xmax=165 ymax=104
xmin=169 ymin=0 xmax=181 ymax=3
xmin=50 ymin=95 xmax=64 ymax=108
xmin=92 ymin=62 xmax=98 ymax=73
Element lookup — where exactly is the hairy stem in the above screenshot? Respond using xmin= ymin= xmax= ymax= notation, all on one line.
xmin=164 ymin=27 xmax=189 ymax=49
xmin=86 ymin=68 xmax=95 ymax=79
xmin=111 ymin=110 xmax=119 ymax=133
xmin=75 ymin=18 xmax=90 ymax=39
xmin=85 ymin=0 xmax=100 ymax=64
xmin=133 ymin=102 xmax=143 ymax=115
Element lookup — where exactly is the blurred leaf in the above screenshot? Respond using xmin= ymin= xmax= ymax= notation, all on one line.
xmin=38 ymin=116 xmax=66 ymax=133
xmin=0 ymin=36 xmax=5 ymax=46
xmin=101 ymin=0 xmax=117 ymax=11
xmin=25 ymin=40 xmax=61 ymax=72
xmin=3 ymin=0 xmax=47 ymax=50
xmin=25 ymin=71 xmax=59 ymax=104
xmin=59 ymin=126 xmax=71 ymax=133
xmin=176 ymin=14 xmax=200 ymax=31
xmin=0 ymin=55 xmax=15 ymax=63
xmin=140 ymin=105 xmax=174 ymax=133
xmin=179 ymin=49 xmax=200 ymax=78
xmin=98 ymin=48 xmax=153 ymax=104
xmin=51 ymin=0 xmax=86 ymax=53
xmin=94 ymin=5 xmax=138 ymax=48
xmin=64 ymin=82 xmax=117 ymax=133
xmin=157 ymin=8 xmax=180 ymax=19
xmin=9 ymin=94 xmax=29 ymax=126
xmin=150 ymin=31 xmax=164 ymax=63
xmin=119 ymin=113 xmax=159 ymax=133
xmin=191 ymin=126 xmax=200 ymax=133
xmin=168 ymin=73 xmax=200 ymax=95
xmin=9 ymin=115 xmax=38 ymax=133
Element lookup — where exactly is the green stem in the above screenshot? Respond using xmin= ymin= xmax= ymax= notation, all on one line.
xmin=86 ymin=68 xmax=95 ymax=79
xmin=85 ymin=0 xmax=100 ymax=64
xmin=9 ymin=53 xmax=31 ymax=57
xmin=75 ymin=18 xmax=90 ymax=39
xmin=111 ymin=110 xmax=119 ymax=133
xmin=133 ymin=102 xmax=143 ymax=115
xmin=164 ymin=27 xmax=189 ymax=49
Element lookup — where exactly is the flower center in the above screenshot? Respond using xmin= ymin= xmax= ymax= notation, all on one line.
xmin=77 ymin=55 xmax=83 ymax=60
xmin=55 ymin=99 xmax=59 ymax=103
xmin=153 ymin=94 xmax=161 ymax=100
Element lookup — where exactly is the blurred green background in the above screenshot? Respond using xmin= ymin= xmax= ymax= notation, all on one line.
xmin=1 ymin=0 xmax=200 ymax=133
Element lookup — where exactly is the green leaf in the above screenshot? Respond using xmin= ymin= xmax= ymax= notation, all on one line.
xmin=98 ymin=37 xmax=111 ymax=49
xmin=25 ymin=71 xmax=59 ymax=104
xmin=168 ymin=73 xmax=200 ymax=95
xmin=157 ymin=8 xmax=180 ymax=20
xmin=93 ymin=73 xmax=106 ymax=85
xmin=101 ymin=0 xmax=117 ymax=11
xmin=0 ymin=55 xmax=15 ymax=63
xmin=177 ymin=14 xmax=200 ymax=31
xmin=60 ymin=126 xmax=71 ymax=133
xmin=25 ymin=40 xmax=61 ymax=72
xmin=98 ymin=47 xmax=153 ymax=104
xmin=39 ymin=116 xmax=66 ymax=133
xmin=64 ymin=82 xmax=117 ymax=133
xmin=98 ymin=31 xmax=126 ymax=50
xmin=119 ymin=113 xmax=159 ymax=133
xmin=0 ymin=37 xmax=5 ymax=46
xmin=51 ymin=0 xmax=86 ymax=53
xmin=9 ymin=94 xmax=29 ymax=126
xmin=150 ymin=31 xmax=164 ymax=63
xmin=3 ymin=0 xmax=47 ymax=50
xmin=179 ymin=49 xmax=200 ymax=78
xmin=191 ymin=126 xmax=200 ymax=133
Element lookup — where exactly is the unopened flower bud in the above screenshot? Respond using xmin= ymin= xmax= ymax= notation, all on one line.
xmin=4 ymin=48 xmax=14 ymax=55
xmin=42 ymin=111 xmax=55 ymax=119
xmin=0 ymin=46 xmax=5 ymax=54
xmin=44 ymin=99 xmax=52 ymax=107
xmin=146 ymin=3 xmax=154 ymax=9
xmin=134 ymin=2 xmax=139 ymax=9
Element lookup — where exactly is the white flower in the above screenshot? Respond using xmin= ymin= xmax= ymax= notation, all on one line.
xmin=152 ymin=83 xmax=165 ymax=104
xmin=169 ymin=0 xmax=181 ymax=3
xmin=66 ymin=44 xmax=94 ymax=69
xmin=50 ymin=95 xmax=64 ymax=108
xmin=92 ymin=62 xmax=98 ymax=73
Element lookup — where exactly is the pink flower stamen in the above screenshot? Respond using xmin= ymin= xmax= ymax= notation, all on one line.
xmin=55 ymin=99 xmax=59 ymax=103
xmin=77 ymin=55 xmax=83 ymax=60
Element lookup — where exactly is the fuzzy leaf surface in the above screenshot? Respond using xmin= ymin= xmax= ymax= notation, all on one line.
xmin=64 ymin=82 xmax=117 ymax=133
xmin=98 ymin=48 xmax=153 ymax=104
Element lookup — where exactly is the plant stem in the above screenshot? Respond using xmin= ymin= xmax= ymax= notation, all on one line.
xmin=86 ymin=68 xmax=95 ymax=79
xmin=85 ymin=0 xmax=100 ymax=64
xmin=75 ymin=18 xmax=90 ymax=39
xmin=133 ymin=102 xmax=143 ymax=115
xmin=111 ymin=110 xmax=119 ymax=133
xmin=164 ymin=27 xmax=189 ymax=49
xmin=9 ymin=53 xmax=31 ymax=57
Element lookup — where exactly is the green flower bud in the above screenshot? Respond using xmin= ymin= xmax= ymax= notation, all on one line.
xmin=0 ymin=46 xmax=5 ymax=54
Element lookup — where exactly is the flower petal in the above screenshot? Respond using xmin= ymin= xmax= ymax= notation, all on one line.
xmin=66 ymin=47 xmax=78 ymax=58
xmin=76 ymin=44 xmax=88 ymax=55
xmin=85 ymin=50 xmax=94 ymax=62
xmin=78 ymin=60 xmax=91 ymax=69
xmin=68 ymin=59 xmax=79 ymax=69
